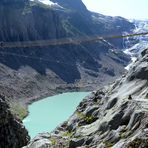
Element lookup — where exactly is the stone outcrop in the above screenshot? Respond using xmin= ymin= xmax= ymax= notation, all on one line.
xmin=0 ymin=95 xmax=30 ymax=148
xmin=25 ymin=49 xmax=148 ymax=148
xmin=127 ymin=48 xmax=148 ymax=81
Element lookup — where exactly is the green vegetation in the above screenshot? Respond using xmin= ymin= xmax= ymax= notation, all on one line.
xmin=10 ymin=103 xmax=28 ymax=120
xmin=103 ymin=141 xmax=114 ymax=148
xmin=119 ymin=131 xmax=127 ymax=139
xmin=119 ymin=128 xmax=127 ymax=139
xmin=50 ymin=138 xmax=57 ymax=145
xmin=76 ymin=111 xmax=97 ymax=124
xmin=127 ymin=138 xmax=148 ymax=148
xmin=63 ymin=131 xmax=74 ymax=138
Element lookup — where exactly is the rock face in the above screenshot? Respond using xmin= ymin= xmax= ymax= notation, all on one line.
xmin=0 ymin=0 xmax=134 ymax=112
xmin=25 ymin=49 xmax=148 ymax=148
xmin=0 ymin=94 xmax=30 ymax=148
xmin=127 ymin=48 xmax=148 ymax=80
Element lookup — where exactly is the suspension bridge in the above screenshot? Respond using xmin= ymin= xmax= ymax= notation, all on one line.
xmin=0 ymin=32 xmax=148 ymax=48
xmin=0 ymin=32 xmax=148 ymax=66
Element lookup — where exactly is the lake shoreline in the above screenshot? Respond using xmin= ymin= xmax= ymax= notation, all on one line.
xmin=22 ymin=86 xmax=93 ymax=120
xmin=23 ymin=92 xmax=90 ymax=138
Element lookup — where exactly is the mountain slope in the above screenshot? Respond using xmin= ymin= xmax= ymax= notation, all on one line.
xmin=0 ymin=0 xmax=134 ymax=117
xmin=25 ymin=48 xmax=148 ymax=148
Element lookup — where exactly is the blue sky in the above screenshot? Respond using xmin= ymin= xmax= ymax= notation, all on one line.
xmin=82 ymin=0 xmax=148 ymax=20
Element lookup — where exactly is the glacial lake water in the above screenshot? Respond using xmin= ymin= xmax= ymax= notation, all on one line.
xmin=23 ymin=92 xmax=90 ymax=138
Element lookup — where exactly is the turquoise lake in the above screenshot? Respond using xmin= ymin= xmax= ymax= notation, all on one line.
xmin=23 ymin=92 xmax=90 ymax=138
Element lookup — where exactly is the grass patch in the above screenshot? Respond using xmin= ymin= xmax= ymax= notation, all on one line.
xmin=127 ymin=138 xmax=148 ymax=148
xmin=10 ymin=103 xmax=28 ymax=120
xmin=120 ymin=132 xmax=127 ymax=139
xmin=63 ymin=131 xmax=73 ymax=138
xmin=119 ymin=128 xmax=127 ymax=139
xmin=76 ymin=111 xmax=97 ymax=124
xmin=50 ymin=138 xmax=57 ymax=145
xmin=103 ymin=141 xmax=114 ymax=148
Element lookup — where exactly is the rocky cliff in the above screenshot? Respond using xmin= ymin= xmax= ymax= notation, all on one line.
xmin=25 ymin=48 xmax=148 ymax=148
xmin=0 ymin=0 xmax=134 ymax=115
xmin=0 ymin=94 xmax=30 ymax=148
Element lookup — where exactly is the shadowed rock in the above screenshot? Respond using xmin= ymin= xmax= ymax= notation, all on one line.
xmin=0 ymin=95 xmax=30 ymax=148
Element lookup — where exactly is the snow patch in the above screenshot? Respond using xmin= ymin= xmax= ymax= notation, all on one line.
xmin=30 ymin=0 xmax=55 ymax=5
xmin=124 ymin=57 xmax=137 ymax=70
xmin=123 ymin=20 xmax=148 ymax=71
xmin=38 ymin=0 xmax=55 ymax=5
xmin=30 ymin=0 xmax=63 ymax=8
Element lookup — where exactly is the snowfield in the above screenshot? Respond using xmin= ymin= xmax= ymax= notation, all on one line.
xmin=30 ymin=0 xmax=63 ymax=8
xmin=123 ymin=20 xmax=148 ymax=70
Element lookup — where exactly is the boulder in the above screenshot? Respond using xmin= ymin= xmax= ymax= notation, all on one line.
xmin=106 ymin=97 xmax=118 ymax=109
xmin=108 ymin=110 xmax=124 ymax=130
xmin=69 ymin=138 xmax=85 ymax=148
xmin=127 ymin=110 xmax=145 ymax=130
xmin=84 ymin=106 xmax=98 ymax=116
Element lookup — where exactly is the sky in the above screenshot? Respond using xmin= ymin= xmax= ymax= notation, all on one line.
xmin=82 ymin=0 xmax=148 ymax=20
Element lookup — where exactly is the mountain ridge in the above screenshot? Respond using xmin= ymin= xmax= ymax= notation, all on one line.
xmin=24 ymin=48 xmax=148 ymax=148
xmin=0 ymin=1 xmax=147 ymax=147
xmin=0 ymin=0 xmax=134 ymax=118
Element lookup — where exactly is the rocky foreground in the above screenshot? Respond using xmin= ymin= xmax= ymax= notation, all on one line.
xmin=0 ymin=95 xmax=30 ymax=148
xmin=24 ymin=49 xmax=148 ymax=148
